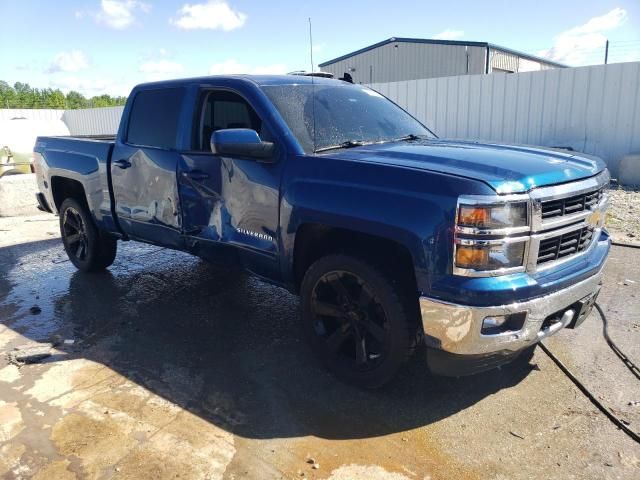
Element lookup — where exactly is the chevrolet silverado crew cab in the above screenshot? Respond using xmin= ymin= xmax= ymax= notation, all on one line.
xmin=34 ymin=75 xmax=610 ymax=387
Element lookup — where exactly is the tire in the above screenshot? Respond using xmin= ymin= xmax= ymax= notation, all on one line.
xmin=59 ymin=198 xmax=117 ymax=272
xmin=300 ymin=254 xmax=419 ymax=388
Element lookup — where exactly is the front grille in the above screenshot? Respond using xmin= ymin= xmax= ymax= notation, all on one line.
xmin=541 ymin=187 xmax=604 ymax=220
xmin=537 ymin=227 xmax=594 ymax=264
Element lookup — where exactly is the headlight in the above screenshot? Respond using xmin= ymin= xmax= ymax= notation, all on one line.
xmin=454 ymin=196 xmax=531 ymax=276
xmin=458 ymin=202 xmax=528 ymax=230
xmin=455 ymin=240 xmax=526 ymax=271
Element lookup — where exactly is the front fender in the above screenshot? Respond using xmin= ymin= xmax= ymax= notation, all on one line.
xmin=279 ymin=155 xmax=493 ymax=293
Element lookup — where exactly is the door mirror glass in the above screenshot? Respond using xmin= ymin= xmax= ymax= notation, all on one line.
xmin=210 ymin=128 xmax=275 ymax=161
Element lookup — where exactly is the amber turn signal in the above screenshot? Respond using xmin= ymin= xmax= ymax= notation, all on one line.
xmin=455 ymin=245 xmax=489 ymax=269
xmin=458 ymin=206 xmax=490 ymax=227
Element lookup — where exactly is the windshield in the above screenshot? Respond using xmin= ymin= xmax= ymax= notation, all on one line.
xmin=261 ymin=83 xmax=435 ymax=153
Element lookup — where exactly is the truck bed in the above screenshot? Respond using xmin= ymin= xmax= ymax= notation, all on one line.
xmin=42 ymin=134 xmax=116 ymax=142
xmin=35 ymin=135 xmax=115 ymax=175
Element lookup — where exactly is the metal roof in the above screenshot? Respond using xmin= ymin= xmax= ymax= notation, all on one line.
xmin=318 ymin=37 xmax=567 ymax=69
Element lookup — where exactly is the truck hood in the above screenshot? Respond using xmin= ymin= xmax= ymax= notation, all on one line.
xmin=327 ymin=139 xmax=606 ymax=193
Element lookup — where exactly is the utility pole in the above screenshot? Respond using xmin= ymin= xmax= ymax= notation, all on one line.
xmin=604 ymin=39 xmax=609 ymax=64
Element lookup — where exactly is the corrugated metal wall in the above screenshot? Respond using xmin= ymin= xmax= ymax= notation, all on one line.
xmin=320 ymin=42 xmax=560 ymax=83
xmin=62 ymin=106 xmax=124 ymax=135
xmin=321 ymin=43 xmax=487 ymax=84
xmin=490 ymin=50 xmax=519 ymax=72
xmin=369 ymin=62 xmax=640 ymax=176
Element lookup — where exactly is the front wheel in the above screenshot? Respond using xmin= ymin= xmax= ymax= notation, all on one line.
xmin=59 ymin=198 xmax=117 ymax=272
xmin=300 ymin=254 xmax=419 ymax=388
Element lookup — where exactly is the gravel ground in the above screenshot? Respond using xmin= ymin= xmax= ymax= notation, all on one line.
xmin=606 ymin=185 xmax=640 ymax=245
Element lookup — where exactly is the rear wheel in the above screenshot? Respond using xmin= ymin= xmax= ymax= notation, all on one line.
xmin=59 ymin=198 xmax=117 ymax=272
xmin=300 ymin=254 xmax=419 ymax=388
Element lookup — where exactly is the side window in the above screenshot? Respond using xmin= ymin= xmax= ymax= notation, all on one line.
xmin=196 ymin=91 xmax=268 ymax=150
xmin=127 ymin=88 xmax=185 ymax=149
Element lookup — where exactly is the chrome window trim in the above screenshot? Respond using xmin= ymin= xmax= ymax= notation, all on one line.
xmin=453 ymin=170 xmax=610 ymax=277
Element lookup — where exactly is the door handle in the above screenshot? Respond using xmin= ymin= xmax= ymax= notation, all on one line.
xmin=182 ymin=170 xmax=209 ymax=181
xmin=114 ymin=159 xmax=132 ymax=169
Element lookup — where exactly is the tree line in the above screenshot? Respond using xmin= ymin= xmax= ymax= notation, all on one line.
xmin=0 ymin=81 xmax=127 ymax=109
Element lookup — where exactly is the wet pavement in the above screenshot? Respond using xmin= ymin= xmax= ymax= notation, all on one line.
xmin=0 ymin=214 xmax=639 ymax=479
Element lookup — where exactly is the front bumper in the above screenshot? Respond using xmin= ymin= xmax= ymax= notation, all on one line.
xmin=420 ymin=265 xmax=604 ymax=358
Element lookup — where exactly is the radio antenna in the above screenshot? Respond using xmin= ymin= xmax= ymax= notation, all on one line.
xmin=309 ymin=17 xmax=314 ymax=73
xmin=309 ymin=17 xmax=317 ymax=153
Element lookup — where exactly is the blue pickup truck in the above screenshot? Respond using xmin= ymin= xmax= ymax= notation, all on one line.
xmin=34 ymin=75 xmax=610 ymax=387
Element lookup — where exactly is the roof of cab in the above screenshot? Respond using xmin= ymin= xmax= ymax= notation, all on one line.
xmin=134 ymin=74 xmax=346 ymax=90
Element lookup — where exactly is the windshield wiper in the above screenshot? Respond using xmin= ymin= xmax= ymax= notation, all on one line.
xmin=314 ymin=140 xmax=371 ymax=153
xmin=388 ymin=133 xmax=428 ymax=143
xmin=314 ymin=134 xmax=428 ymax=153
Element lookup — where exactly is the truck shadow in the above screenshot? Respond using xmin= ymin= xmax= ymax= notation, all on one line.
xmin=0 ymin=237 xmax=536 ymax=441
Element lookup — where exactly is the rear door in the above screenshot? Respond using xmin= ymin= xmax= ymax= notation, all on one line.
xmin=177 ymin=87 xmax=285 ymax=278
xmin=110 ymin=87 xmax=185 ymax=248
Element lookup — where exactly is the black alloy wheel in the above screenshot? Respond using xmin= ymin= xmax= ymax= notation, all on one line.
xmin=310 ymin=270 xmax=389 ymax=370
xmin=301 ymin=254 xmax=418 ymax=388
xmin=62 ymin=206 xmax=89 ymax=262
xmin=59 ymin=197 xmax=117 ymax=272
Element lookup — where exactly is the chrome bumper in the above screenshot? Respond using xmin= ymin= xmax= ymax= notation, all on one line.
xmin=419 ymin=269 xmax=604 ymax=356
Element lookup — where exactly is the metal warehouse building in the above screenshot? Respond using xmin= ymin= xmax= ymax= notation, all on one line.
xmin=318 ymin=37 xmax=566 ymax=84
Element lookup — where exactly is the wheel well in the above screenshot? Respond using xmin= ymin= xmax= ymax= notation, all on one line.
xmin=51 ymin=177 xmax=87 ymax=212
xmin=293 ymin=223 xmax=418 ymax=294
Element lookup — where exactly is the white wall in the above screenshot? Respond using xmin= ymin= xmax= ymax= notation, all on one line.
xmin=0 ymin=109 xmax=64 ymax=122
xmin=62 ymin=106 xmax=123 ymax=136
xmin=370 ymin=61 xmax=640 ymax=177
xmin=0 ymin=107 xmax=123 ymax=137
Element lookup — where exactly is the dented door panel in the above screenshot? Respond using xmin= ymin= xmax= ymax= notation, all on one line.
xmin=110 ymin=144 xmax=183 ymax=248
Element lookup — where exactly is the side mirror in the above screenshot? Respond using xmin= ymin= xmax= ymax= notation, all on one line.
xmin=210 ymin=129 xmax=275 ymax=162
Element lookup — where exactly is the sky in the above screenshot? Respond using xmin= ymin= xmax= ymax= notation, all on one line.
xmin=1 ymin=0 xmax=639 ymax=97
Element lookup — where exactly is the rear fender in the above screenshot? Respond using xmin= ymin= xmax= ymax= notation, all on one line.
xmin=36 ymin=146 xmax=114 ymax=231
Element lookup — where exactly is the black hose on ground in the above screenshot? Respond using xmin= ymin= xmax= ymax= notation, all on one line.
xmin=538 ymin=239 xmax=640 ymax=443
xmin=611 ymin=241 xmax=640 ymax=249
xmin=595 ymin=303 xmax=640 ymax=381
xmin=539 ymin=341 xmax=640 ymax=444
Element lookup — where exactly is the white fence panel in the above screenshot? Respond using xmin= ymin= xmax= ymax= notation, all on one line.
xmin=0 ymin=109 xmax=64 ymax=122
xmin=0 ymin=107 xmax=123 ymax=137
xmin=370 ymin=62 xmax=640 ymax=176
xmin=62 ymin=106 xmax=124 ymax=136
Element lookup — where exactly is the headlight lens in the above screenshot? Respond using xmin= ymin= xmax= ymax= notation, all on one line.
xmin=458 ymin=202 xmax=528 ymax=230
xmin=455 ymin=241 xmax=526 ymax=271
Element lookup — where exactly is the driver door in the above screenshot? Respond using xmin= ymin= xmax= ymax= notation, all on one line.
xmin=177 ymin=89 xmax=284 ymax=279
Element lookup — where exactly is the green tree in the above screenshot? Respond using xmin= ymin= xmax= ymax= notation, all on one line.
xmin=1 ymin=80 xmax=127 ymax=109
xmin=13 ymin=82 xmax=35 ymax=107
xmin=65 ymin=90 xmax=87 ymax=109
xmin=0 ymin=81 xmax=17 ymax=108
xmin=90 ymin=94 xmax=115 ymax=108
xmin=48 ymin=90 xmax=66 ymax=109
